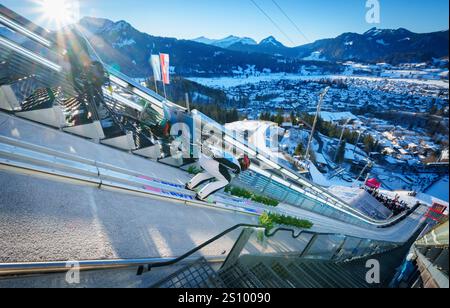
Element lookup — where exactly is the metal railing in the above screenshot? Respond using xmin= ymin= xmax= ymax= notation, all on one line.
xmin=416 ymin=220 xmax=449 ymax=247
xmin=0 ymin=133 xmax=424 ymax=230
xmin=0 ymin=224 xmax=401 ymax=278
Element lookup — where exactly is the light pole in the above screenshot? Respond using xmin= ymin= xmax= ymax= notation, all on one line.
xmin=305 ymin=87 xmax=330 ymax=161
xmin=355 ymin=160 xmax=373 ymax=185
xmin=353 ymin=128 xmax=367 ymax=156
xmin=334 ymin=117 xmax=352 ymax=163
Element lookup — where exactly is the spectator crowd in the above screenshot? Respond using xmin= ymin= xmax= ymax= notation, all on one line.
xmin=366 ymin=187 xmax=409 ymax=216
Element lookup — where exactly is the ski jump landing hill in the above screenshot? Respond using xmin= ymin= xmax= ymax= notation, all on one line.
xmin=0 ymin=4 xmax=427 ymax=263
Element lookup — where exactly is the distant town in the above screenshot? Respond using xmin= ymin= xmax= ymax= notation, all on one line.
xmin=187 ymin=60 xmax=449 ymax=201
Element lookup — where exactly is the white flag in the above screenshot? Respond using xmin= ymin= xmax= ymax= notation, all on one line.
xmin=150 ymin=55 xmax=162 ymax=81
xmin=160 ymin=53 xmax=170 ymax=85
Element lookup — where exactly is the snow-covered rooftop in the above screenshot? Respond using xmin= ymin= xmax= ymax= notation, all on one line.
xmin=310 ymin=111 xmax=357 ymax=123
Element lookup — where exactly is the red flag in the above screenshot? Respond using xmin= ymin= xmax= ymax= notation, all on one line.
xmin=160 ymin=53 xmax=170 ymax=85
xmin=366 ymin=178 xmax=381 ymax=189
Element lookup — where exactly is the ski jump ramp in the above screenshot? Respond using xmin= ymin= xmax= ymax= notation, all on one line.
xmin=0 ymin=4 xmax=426 ymax=263
xmin=0 ymin=112 xmax=426 ymax=262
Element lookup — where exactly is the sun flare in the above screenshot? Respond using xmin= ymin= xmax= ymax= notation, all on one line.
xmin=35 ymin=0 xmax=79 ymax=28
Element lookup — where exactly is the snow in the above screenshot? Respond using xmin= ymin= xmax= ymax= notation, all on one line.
xmin=217 ymin=36 xmax=257 ymax=47
xmin=188 ymin=73 xmax=449 ymax=90
xmin=280 ymin=129 xmax=310 ymax=154
xmin=113 ymin=38 xmax=136 ymax=48
xmin=365 ymin=28 xmax=383 ymax=36
xmin=315 ymin=153 xmax=327 ymax=165
xmin=376 ymin=39 xmax=389 ymax=46
xmin=425 ymin=176 xmax=449 ymax=202
xmin=328 ymin=186 xmax=392 ymax=219
xmin=311 ymin=111 xmax=357 ymax=123
xmin=193 ymin=35 xmax=257 ymax=48
xmin=302 ymin=51 xmax=327 ymax=61
xmin=344 ymin=145 xmax=367 ymax=162
xmin=260 ymin=36 xmax=283 ymax=47
xmin=193 ymin=36 xmax=214 ymax=44
xmin=385 ymin=156 xmax=405 ymax=165
xmin=308 ymin=161 xmax=332 ymax=187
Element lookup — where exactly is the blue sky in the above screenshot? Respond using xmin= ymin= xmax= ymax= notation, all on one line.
xmin=2 ymin=0 xmax=449 ymax=46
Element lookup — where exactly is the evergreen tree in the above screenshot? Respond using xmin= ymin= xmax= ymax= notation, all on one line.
xmin=363 ymin=135 xmax=378 ymax=153
xmin=275 ymin=110 xmax=284 ymax=126
xmin=335 ymin=141 xmax=346 ymax=164
xmin=290 ymin=111 xmax=298 ymax=126
xmin=294 ymin=143 xmax=304 ymax=156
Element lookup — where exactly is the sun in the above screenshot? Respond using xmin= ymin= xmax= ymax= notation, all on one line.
xmin=34 ymin=0 xmax=79 ymax=28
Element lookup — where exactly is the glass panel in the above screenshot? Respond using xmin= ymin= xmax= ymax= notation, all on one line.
xmin=301 ymin=199 xmax=317 ymax=212
xmin=334 ymin=237 xmax=362 ymax=261
xmin=284 ymin=192 xmax=299 ymax=205
xmin=302 ymin=234 xmax=346 ymax=260
xmin=240 ymin=229 xmax=314 ymax=259
xmin=322 ymin=207 xmax=335 ymax=217
xmin=349 ymin=239 xmax=367 ymax=257
xmin=355 ymin=239 xmax=372 ymax=257
xmin=363 ymin=241 xmax=379 ymax=257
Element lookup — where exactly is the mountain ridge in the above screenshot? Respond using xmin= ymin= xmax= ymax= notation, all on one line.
xmin=73 ymin=17 xmax=448 ymax=77
xmin=192 ymin=35 xmax=257 ymax=48
xmin=75 ymin=16 xmax=340 ymax=77
xmin=225 ymin=27 xmax=449 ymax=63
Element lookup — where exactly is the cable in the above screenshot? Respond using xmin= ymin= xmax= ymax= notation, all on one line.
xmin=249 ymin=0 xmax=296 ymax=46
xmin=271 ymin=0 xmax=310 ymax=43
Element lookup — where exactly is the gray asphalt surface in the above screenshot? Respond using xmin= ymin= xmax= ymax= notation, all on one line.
xmin=0 ymin=169 xmax=257 ymax=262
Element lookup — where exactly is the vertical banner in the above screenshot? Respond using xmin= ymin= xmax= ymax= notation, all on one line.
xmin=150 ymin=55 xmax=162 ymax=81
xmin=160 ymin=53 xmax=170 ymax=85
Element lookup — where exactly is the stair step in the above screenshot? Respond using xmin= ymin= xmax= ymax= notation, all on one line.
xmin=248 ymin=263 xmax=292 ymax=288
xmin=218 ymin=263 xmax=265 ymax=288
xmin=310 ymin=262 xmax=367 ymax=288
xmin=151 ymin=258 xmax=225 ymax=288
xmin=285 ymin=262 xmax=322 ymax=288
xmin=295 ymin=262 xmax=337 ymax=288
xmin=270 ymin=262 xmax=305 ymax=288
xmin=20 ymin=88 xmax=56 ymax=112
xmin=302 ymin=262 xmax=348 ymax=288
xmin=320 ymin=263 xmax=369 ymax=288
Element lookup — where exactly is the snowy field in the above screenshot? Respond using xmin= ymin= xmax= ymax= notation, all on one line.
xmin=188 ymin=73 xmax=449 ymax=90
xmin=425 ymin=176 xmax=449 ymax=202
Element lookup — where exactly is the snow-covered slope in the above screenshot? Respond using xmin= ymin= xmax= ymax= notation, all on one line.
xmin=259 ymin=36 xmax=285 ymax=48
xmin=192 ymin=35 xmax=257 ymax=48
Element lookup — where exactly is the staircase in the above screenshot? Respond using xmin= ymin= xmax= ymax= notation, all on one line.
xmin=151 ymin=231 xmax=420 ymax=289
xmin=0 ymin=220 xmax=426 ymax=288
xmin=150 ymin=256 xmax=373 ymax=288
xmin=151 ymin=252 xmax=404 ymax=289
xmin=151 ymin=258 xmax=226 ymax=288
